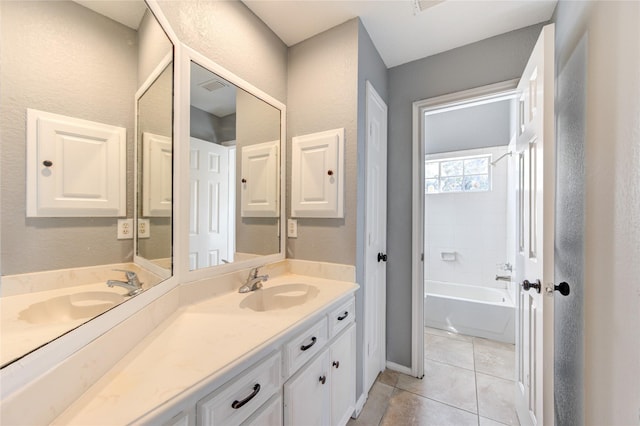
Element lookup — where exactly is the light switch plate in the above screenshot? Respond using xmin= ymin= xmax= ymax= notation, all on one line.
xmin=287 ymin=219 xmax=298 ymax=238
xmin=117 ymin=219 xmax=134 ymax=239
xmin=138 ymin=219 xmax=150 ymax=238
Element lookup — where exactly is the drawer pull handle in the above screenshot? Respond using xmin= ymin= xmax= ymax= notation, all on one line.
xmin=319 ymin=375 xmax=326 ymax=385
xmin=231 ymin=383 xmax=261 ymax=409
xmin=300 ymin=336 xmax=317 ymax=351
xmin=337 ymin=312 xmax=349 ymax=321
xmin=333 ymin=361 xmax=340 ymax=369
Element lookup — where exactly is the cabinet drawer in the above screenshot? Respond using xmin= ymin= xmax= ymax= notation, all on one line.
xmin=328 ymin=298 xmax=355 ymax=339
xmin=284 ymin=317 xmax=328 ymax=378
xmin=241 ymin=394 xmax=282 ymax=426
xmin=197 ymin=352 xmax=281 ymax=426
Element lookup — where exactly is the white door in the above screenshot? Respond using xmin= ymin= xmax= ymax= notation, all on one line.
xmin=363 ymin=81 xmax=388 ymax=393
xmin=189 ymin=137 xmax=232 ymax=270
xmin=514 ymin=24 xmax=555 ymax=426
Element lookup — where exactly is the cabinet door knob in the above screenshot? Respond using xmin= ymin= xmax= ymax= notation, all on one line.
xmin=332 ymin=361 xmax=340 ymax=369
xmin=43 ymin=160 xmax=53 ymax=167
xmin=327 ymin=170 xmax=334 ymax=176
xmin=319 ymin=375 xmax=326 ymax=385
xmin=241 ymin=178 xmax=247 ymax=183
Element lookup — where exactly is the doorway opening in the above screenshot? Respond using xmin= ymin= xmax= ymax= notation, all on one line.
xmin=410 ymin=81 xmax=519 ymax=422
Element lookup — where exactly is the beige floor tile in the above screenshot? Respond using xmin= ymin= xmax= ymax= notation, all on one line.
xmin=476 ymin=373 xmax=519 ymax=425
xmin=425 ymin=333 xmax=475 ymax=370
xmin=377 ymin=368 xmax=400 ymax=387
xmin=480 ymin=416 xmax=510 ymax=426
xmin=380 ymin=389 xmax=478 ymax=426
xmin=396 ymin=360 xmax=477 ymax=413
xmin=425 ymin=326 xmax=474 ymax=343
xmin=347 ymin=381 xmax=394 ymax=426
xmin=473 ymin=338 xmax=516 ymax=380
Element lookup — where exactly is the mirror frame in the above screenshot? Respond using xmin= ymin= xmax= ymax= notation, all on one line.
xmin=134 ymin=52 xmax=174 ymax=280
xmin=175 ymin=44 xmax=286 ymax=283
xmin=0 ymin=0 xmax=181 ymax=393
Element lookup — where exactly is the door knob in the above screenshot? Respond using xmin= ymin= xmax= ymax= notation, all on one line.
xmin=521 ymin=279 xmax=541 ymax=293
xmin=377 ymin=253 xmax=387 ymax=262
xmin=545 ymin=281 xmax=570 ymax=296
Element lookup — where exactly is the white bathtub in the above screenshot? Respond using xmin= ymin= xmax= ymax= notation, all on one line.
xmin=424 ymin=280 xmax=515 ymax=343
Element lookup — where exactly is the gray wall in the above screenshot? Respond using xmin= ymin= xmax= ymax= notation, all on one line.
xmin=137 ymin=9 xmax=173 ymax=87
xmin=190 ymin=107 xmax=236 ymax=143
xmin=355 ymin=19 xmax=389 ymax=400
xmin=424 ymin=99 xmax=513 ymax=154
xmin=554 ymin=1 xmax=640 ymax=424
xmin=386 ymin=23 xmax=545 ymax=367
xmin=158 ymin=0 xmax=287 ymax=103
xmin=0 ymin=1 xmax=138 ymax=275
xmin=286 ymin=19 xmax=359 ymax=265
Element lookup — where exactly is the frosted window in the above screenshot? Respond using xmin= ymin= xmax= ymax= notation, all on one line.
xmin=425 ymin=154 xmax=492 ymax=194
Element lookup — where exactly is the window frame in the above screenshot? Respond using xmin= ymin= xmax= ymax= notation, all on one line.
xmin=425 ymin=153 xmax=492 ymax=194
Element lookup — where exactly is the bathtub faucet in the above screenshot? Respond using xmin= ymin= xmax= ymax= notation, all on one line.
xmin=495 ymin=275 xmax=512 ymax=282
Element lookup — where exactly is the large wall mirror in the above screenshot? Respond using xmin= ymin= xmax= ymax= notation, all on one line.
xmin=0 ymin=0 xmax=173 ymax=368
xmin=187 ymin=59 xmax=283 ymax=272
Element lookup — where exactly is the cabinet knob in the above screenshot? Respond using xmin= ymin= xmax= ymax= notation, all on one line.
xmin=319 ymin=375 xmax=326 ymax=385
xmin=327 ymin=170 xmax=334 ymax=176
xmin=332 ymin=361 xmax=340 ymax=369
xmin=241 ymin=178 xmax=247 ymax=183
xmin=43 ymin=160 xmax=53 ymax=167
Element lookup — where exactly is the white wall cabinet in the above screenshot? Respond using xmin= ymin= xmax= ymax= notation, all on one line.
xmin=143 ymin=132 xmax=172 ymax=217
xmin=291 ymin=128 xmax=344 ymax=218
xmin=240 ymin=140 xmax=279 ymax=217
xmin=26 ymin=108 xmax=126 ymax=217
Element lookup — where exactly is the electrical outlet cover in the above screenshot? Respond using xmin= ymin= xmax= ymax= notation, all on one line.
xmin=138 ymin=219 xmax=150 ymax=238
xmin=117 ymin=219 xmax=134 ymax=239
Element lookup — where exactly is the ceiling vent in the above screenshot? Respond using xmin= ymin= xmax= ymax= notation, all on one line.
xmin=199 ymin=79 xmax=227 ymax=92
xmin=412 ymin=0 xmax=446 ymax=15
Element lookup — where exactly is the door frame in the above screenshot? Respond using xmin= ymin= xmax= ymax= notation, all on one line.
xmin=410 ymin=79 xmax=519 ymax=377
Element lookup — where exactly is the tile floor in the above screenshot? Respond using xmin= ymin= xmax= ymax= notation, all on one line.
xmin=348 ymin=327 xmax=519 ymax=426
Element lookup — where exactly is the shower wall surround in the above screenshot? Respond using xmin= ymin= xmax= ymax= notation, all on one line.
xmin=424 ymin=146 xmax=510 ymax=288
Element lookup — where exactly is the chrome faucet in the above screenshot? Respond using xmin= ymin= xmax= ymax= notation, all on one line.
xmin=239 ymin=267 xmax=269 ymax=293
xmin=107 ymin=269 xmax=143 ymax=296
xmin=495 ymin=275 xmax=512 ymax=282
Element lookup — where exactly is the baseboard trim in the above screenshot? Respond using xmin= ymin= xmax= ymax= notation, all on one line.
xmin=353 ymin=392 xmax=368 ymax=418
xmin=386 ymin=360 xmax=413 ymax=376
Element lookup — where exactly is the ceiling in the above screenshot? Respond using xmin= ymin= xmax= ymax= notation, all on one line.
xmin=191 ymin=62 xmax=238 ymax=117
xmin=73 ymin=1 xmax=147 ymax=30
xmin=242 ymin=0 xmax=557 ymax=68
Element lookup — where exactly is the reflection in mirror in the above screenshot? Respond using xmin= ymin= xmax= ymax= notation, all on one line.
xmin=0 ymin=0 xmax=173 ymax=367
xmin=137 ymin=62 xmax=173 ymax=275
xmin=189 ymin=62 xmax=281 ymax=271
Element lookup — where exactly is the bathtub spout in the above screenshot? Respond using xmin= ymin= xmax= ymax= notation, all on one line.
xmin=495 ymin=275 xmax=512 ymax=282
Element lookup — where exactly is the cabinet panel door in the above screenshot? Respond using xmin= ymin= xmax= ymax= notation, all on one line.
xmin=240 ymin=140 xmax=279 ymax=217
xmin=291 ymin=128 xmax=344 ymax=218
xmin=331 ymin=324 xmax=356 ymax=426
xmin=284 ymin=349 xmax=330 ymax=426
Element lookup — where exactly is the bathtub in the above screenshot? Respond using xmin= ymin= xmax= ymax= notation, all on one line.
xmin=424 ymin=280 xmax=515 ymax=344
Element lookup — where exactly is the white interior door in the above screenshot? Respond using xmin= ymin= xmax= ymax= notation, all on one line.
xmin=189 ymin=137 xmax=232 ymax=270
xmin=363 ymin=81 xmax=388 ymax=393
xmin=514 ymin=24 xmax=555 ymax=426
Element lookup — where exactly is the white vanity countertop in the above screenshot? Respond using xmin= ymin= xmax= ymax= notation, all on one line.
xmin=53 ymin=273 xmax=358 ymax=425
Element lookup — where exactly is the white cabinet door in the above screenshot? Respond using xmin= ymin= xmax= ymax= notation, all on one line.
xmin=283 ymin=349 xmax=330 ymax=426
xmin=26 ymin=108 xmax=126 ymax=217
xmin=330 ymin=324 xmax=356 ymax=426
xmin=240 ymin=140 xmax=279 ymax=217
xmin=291 ymin=128 xmax=344 ymax=218
xmin=143 ymin=132 xmax=172 ymax=217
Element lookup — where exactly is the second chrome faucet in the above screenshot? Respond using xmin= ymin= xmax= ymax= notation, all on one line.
xmin=239 ymin=267 xmax=269 ymax=293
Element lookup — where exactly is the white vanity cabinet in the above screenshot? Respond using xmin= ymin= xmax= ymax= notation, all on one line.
xmin=283 ymin=323 xmax=356 ymax=426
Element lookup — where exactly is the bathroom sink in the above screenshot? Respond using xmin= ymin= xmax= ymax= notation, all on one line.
xmin=240 ymin=283 xmax=319 ymax=312
xmin=18 ymin=291 xmax=125 ymax=324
